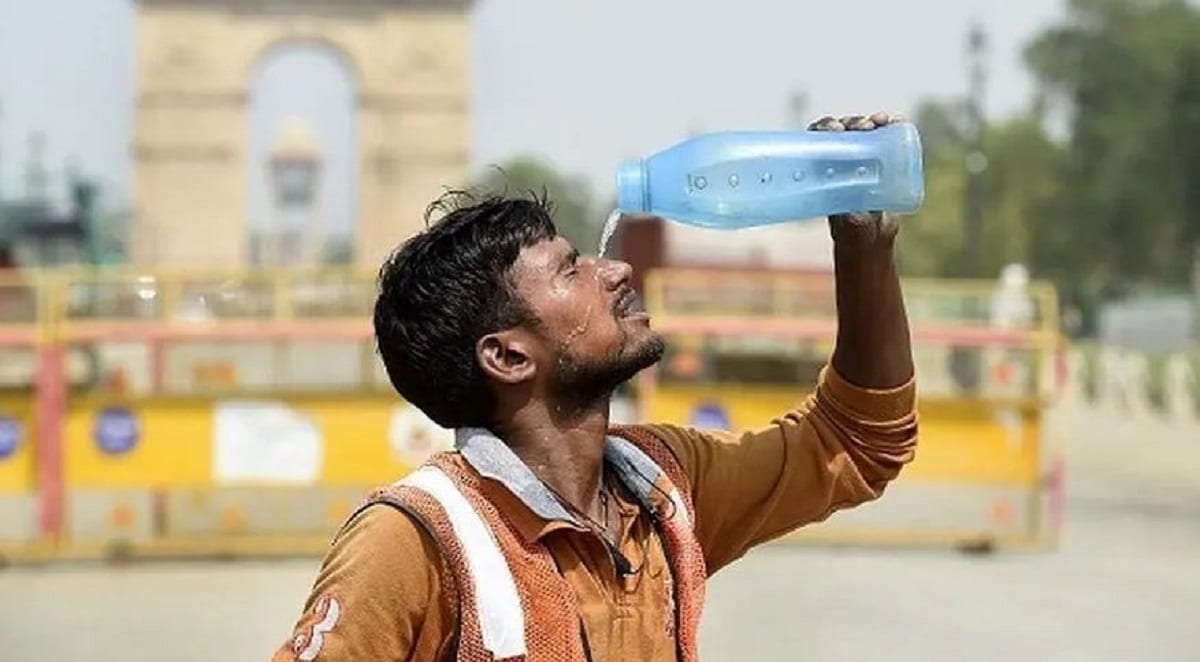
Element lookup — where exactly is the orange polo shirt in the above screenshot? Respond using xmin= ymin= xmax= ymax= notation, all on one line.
xmin=274 ymin=366 xmax=917 ymax=661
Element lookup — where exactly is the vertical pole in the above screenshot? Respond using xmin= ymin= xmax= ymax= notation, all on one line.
xmin=0 ymin=100 xmax=5 ymax=201
xmin=963 ymin=22 xmax=989 ymax=278
xmin=25 ymin=132 xmax=48 ymax=203
xmin=35 ymin=274 xmax=66 ymax=541
xmin=151 ymin=339 xmax=167 ymax=394
xmin=35 ymin=345 xmax=66 ymax=541
xmin=1191 ymin=245 xmax=1200 ymax=342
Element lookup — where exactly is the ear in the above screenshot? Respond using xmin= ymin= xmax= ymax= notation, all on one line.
xmin=476 ymin=329 xmax=538 ymax=385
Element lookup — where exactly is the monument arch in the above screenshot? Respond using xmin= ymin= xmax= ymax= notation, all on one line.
xmin=133 ymin=0 xmax=472 ymax=269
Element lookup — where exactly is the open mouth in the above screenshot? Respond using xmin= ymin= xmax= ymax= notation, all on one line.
xmin=614 ymin=288 xmax=648 ymax=319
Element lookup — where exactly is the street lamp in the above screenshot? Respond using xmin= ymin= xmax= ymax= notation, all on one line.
xmin=268 ymin=118 xmax=323 ymax=267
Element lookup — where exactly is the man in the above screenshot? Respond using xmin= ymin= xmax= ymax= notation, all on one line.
xmin=275 ymin=113 xmax=918 ymax=662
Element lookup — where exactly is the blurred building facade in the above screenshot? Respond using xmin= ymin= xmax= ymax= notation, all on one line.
xmin=132 ymin=0 xmax=472 ymax=269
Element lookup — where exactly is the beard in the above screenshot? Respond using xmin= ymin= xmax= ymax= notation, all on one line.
xmin=550 ymin=330 xmax=665 ymax=408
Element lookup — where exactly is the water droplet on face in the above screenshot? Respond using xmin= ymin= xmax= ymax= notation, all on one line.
xmin=694 ymin=176 xmax=708 ymax=190
xmin=856 ymin=166 xmax=869 ymax=177
xmin=825 ymin=168 xmax=836 ymax=179
xmin=728 ymin=174 xmax=740 ymax=188
xmin=792 ymin=170 xmax=805 ymax=182
xmin=760 ymin=172 xmax=773 ymax=184
xmin=564 ymin=301 xmax=595 ymax=346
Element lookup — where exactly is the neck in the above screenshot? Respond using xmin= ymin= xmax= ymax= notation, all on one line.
xmin=493 ymin=395 xmax=611 ymax=519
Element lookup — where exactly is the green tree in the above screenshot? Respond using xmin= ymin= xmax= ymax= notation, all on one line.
xmin=899 ymin=0 xmax=1199 ymax=337
xmin=472 ymin=156 xmax=600 ymax=253
xmin=1024 ymin=0 xmax=1200 ymax=293
xmin=896 ymin=100 xmax=968 ymax=277
xmin=898 ymin=101 xmax=1063 ymax=279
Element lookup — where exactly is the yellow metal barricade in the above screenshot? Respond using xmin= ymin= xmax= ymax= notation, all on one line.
xmin=24 ymin=268 xmax=452 ymax=559
xmin=0 ymin=265 xmax=1064 ymax=560
xmin=0 ymin=272 xmax=46 ymax=559
xmin=638 ymin=267 xmax=1063 ymax=551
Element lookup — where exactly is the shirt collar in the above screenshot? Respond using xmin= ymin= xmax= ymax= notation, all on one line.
xmin=454 ymin=427 xmax=668 ymax=536
xmin=454 ymin=427 xmax=576 ymax=524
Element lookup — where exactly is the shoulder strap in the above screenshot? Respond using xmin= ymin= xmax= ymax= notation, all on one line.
xmin=398 ymin=466 xmax=528 ymax=660
xmin=607 ymin=425 xmax=697 ymax=528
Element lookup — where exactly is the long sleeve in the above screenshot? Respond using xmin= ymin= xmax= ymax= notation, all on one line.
xmin=643 ymin=364 xmax=918 ymax=575
xmin=271 ymin=505 xmax=456 ymax=661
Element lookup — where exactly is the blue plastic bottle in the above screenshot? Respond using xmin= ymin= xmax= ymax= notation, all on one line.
xmin=615 ymin=123 xmax=924 ymax=228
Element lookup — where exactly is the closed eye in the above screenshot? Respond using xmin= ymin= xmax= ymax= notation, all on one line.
xmin=559 ymin=248 xmax=581 ymax=276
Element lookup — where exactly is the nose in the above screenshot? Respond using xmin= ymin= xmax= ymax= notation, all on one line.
xmin=596 ymin=258 xmax=633 ymax=290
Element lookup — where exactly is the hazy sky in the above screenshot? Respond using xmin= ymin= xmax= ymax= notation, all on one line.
xmin=0 ymin=0 xmax=1068 ymax=233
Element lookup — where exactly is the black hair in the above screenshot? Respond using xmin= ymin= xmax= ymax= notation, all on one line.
xmin=374 ymin=190 xmax=558 ymax=429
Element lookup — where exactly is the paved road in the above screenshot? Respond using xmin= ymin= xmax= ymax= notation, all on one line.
xmin=2 ymin=496 xmax=1196 ymax=662
xmin=3 ymin=401 xmax=1198 ymax=661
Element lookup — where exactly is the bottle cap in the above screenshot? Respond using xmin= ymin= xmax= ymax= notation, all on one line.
xmin=616 ymin=160 xmax=648 ymax=213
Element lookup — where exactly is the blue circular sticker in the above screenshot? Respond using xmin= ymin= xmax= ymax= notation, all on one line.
xmin=689 ymin=402 xmax=731 ymax=430
xmin=0 ymin=416 xmax=21 ymax=460
xmin=94 ymin=408 xmax=140 ymax=455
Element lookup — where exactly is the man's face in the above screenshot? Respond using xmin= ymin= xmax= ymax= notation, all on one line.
xmin=507 ymin=236 xmax=665 ymax=400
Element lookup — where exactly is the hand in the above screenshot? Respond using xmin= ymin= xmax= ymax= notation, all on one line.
xmin=808 ymin=112 xmax=904 ymax=251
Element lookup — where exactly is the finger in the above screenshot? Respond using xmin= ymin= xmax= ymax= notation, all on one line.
xmin=840 ymin=115 xmax=877 ymax=131
xmin=810 ymin=116 xmax=845 ymax=131
xmin=809 ymin=116 xmax=845 ymax=132
xmin=870 ymin=111 xmax=892 ymax=126
xmin=839 ymin=115 xmax=860 ymax=125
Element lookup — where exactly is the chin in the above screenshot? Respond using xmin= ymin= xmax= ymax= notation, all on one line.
xmin=626 ymin=332 xmax=666 ymax=371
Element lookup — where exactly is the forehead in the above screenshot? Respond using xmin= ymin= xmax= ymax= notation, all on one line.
xmin=509 ymin=236 xmax=573 ymax=284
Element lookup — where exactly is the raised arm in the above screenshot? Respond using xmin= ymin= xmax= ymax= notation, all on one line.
xmin=644 ymin=113 xmax=919 ymax=574
xmin=816 ymin=112 xmax=914 ymax=389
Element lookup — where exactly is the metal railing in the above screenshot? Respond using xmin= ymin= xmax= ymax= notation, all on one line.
xmin=641 ymin=268 xmax=1063 ymax=401
xmin=1 ymin=267 xmax=1063 ymax=397
xmin=644 ymin=268 xmax=1059 ymax=332
xmin=48 ymin=268 xmax=376 ymax=326
xmin=0 ymin=268 xmax=382 ymax=395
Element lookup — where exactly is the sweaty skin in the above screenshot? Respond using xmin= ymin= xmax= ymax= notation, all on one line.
xmin=562 ymin=301 xmax=594 ymax=347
